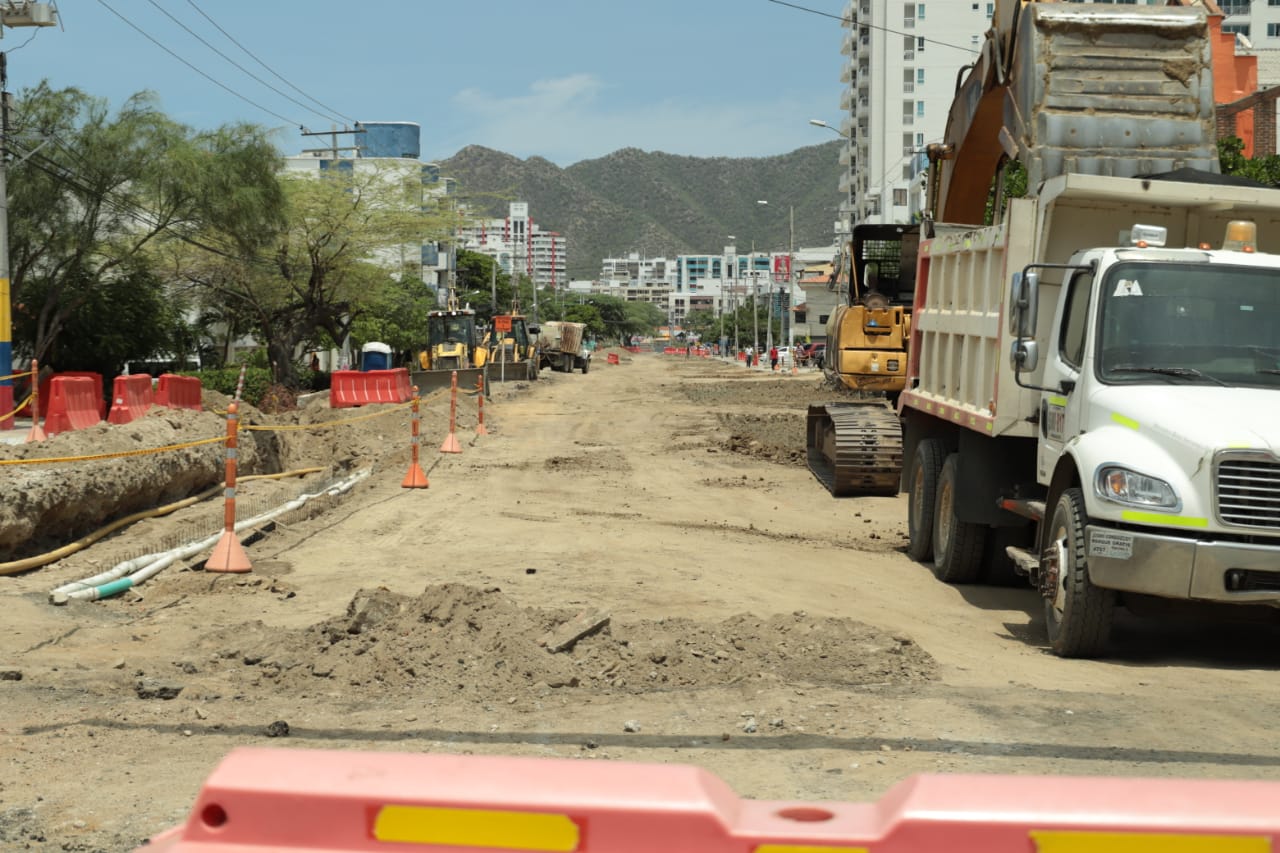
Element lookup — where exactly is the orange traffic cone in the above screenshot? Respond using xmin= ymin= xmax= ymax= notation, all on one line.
xmin=24 ymin=359 xmax=45 ymax=443
xmin=206 ymin=402 xmax=252 ymax=573
xmin=402 ymin=389 xmax=429 ymax=488
xmin=440 ymin=371 xmax=462 ymax=454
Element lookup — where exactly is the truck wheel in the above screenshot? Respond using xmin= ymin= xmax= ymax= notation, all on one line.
xmin=1043 ymin=487 xmax=1115 ymax=658
xmin=906 ymin=439 xmax=943 ymax=561
xmin=932 ymin=453 xmax=987 ymax=584
xmin=580 ymin=358 xmax=589 ymax=374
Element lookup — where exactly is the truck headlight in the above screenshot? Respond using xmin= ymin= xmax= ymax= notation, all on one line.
xmin=1095 ymin=466 xmax=1178 ymax=509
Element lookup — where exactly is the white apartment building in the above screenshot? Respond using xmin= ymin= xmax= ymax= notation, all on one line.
xmin=459 ymin=202 xmax=569 ymax=290
xmin=838 ymin=2 xmax=991 ymax=224
xmin=598 ymin=253 xmax=676 ymax=288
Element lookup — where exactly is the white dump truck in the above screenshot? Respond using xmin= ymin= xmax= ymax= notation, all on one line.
xmin=905 ymin=175 xmax=1280 ymax=657
xmin=902 ymin=1 xmax=1280 ymax=656
xmin=537 ymin=321 xmax=590 ymax=374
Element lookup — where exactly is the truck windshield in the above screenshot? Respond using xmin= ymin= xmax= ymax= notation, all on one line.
xmin=1097 ymin=262 xmax=1280 ymax=388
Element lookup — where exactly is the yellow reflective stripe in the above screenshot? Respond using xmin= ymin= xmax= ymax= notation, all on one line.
xmin=1031 ymin=830 xmax=1270 ymax=853
xmin=1120 ymin=510 xmax=1209 ymax=528
xmin=1048 ymin=395 xmax=1068 ymax=407
xmin=757 ymin=846 xmax=869 ymax=853
xmin=1111 ymin=413 xmax=1140 ymax=430
xmin=372 ymin=805 xmax=579 ymax=850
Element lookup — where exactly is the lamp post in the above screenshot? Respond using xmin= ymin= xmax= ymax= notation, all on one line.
xmin=727 ymin=235 xmax=739 ymax=354
xmin=810 ymin=118 xmax=855 ymax=233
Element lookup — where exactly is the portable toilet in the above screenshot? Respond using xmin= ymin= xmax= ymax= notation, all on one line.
xmin=361 ymin=342 xmax=392 ymax=371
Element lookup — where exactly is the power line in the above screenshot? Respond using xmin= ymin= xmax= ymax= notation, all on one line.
xmin=766 ymin=0 xmax=980 ymax=55
xmin=183 ymin=0 xmax=358 ymax=125
xmin=93 ymin=0 xmax=304 ymax=130
xmin=142 ymin=0 xmax=344 ymax=128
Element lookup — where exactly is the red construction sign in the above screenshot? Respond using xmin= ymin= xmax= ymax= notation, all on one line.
xmin=494 ymin=315 xmax=513 ymax=332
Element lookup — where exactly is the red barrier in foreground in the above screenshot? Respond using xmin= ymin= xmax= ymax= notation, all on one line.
xmin=107 ymin=374 xmax=155 ymax=425
xmin=607 ymin=352 xmax=620 ymax=365
xmin=156 ymin=374 xmax=202 ymax=411
xmin=624 ymin=346 xmax=642 ymax=353
xmin=139 ymin=748 xmax=1280 ymax=853
xmin=330 ymin=368 xmax=413 ymax=408
xmin=44 ymin=376 xmax=101 ymax=436
xmin=0 ymin=384 xmax=12 ymax=430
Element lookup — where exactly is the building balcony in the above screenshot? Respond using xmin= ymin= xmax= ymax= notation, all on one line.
xmin=840 ymin=88 xmax=852 ymax=111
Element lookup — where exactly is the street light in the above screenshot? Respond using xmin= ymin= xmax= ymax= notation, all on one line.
xmin=810 ymin=119 xmax=855 ymax=234
xmin=727 ymin=236 xmax=739 ymax=353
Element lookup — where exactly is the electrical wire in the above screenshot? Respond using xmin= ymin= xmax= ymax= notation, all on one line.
xmin=766 ymin=0 xmax=980 ymax=55
xmin=183 ymin=0 xmax=358 ymax=126
xmin=143 ymin=0 xmax=345 ymax=127
xmin=3 ymin=28 xmax=41 ymax=53
xmin=93 ymin=0 xmax=304 ymax=130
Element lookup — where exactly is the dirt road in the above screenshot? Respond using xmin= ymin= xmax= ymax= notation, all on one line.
xmin=4 ymin=353 xmax=1280 ymax=851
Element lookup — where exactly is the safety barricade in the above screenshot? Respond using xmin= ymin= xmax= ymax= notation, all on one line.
xmin=329 ymin=368 xmax=413 ymax=408
xmin=737 ymin=352 xmax=746 ymax=361
xmin=663 ymin=347 xmax=675 ymax=355
xmin=44 ymin=376 xmax=102 ymax=436
xmin=22 ymin=371 xmax=105 ymax=419
xmin=624 ymin=346 xmax=642 ymax=354
xmin=138 ymin=748 xmax=1280 ymax=853
xmin=107 ymin=374 xmax=154 ymax=425
xmin=0 ymin=384 xmax=12 ymax=430
xmin=156 ymin=374 xmax=203 ymax=412
xmin=607 ymin=352 xmax=620 ymax=365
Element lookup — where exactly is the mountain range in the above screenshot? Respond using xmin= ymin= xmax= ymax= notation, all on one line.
xmin=440 ymin=141 xmax=847 ymax=279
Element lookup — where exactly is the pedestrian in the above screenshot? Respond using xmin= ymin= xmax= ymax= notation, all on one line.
xmin=769 ymin=346 xmax=779 ymax=372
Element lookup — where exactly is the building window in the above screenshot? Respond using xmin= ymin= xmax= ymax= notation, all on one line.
xmin=819 ymin=314 xmax=830 ymax=324
xmin=917 ymin=68 xmax=925 ymax=84
xmin=916 ymin=132 xmax=925 ymax=146
xmin=893 ymin=189 xmax=908 ymax=206
xmin=917 ymin=36 xmax=925 ymax=51
xmin=1221 ymin=22 xmax=1251 ymax=36
xmin=795 ymin=311 xmax=807 ymax=323
xmin=917 ymin=3 xmax=925 ymax=18
xmin=1220 ymin=0 xmax=1251 ymax=13
xmin=987 ymin=2 xmax=994 ymax=14
xmin=916 ymin=101 xmax=925 ymax=117
xmin=1271 ymin=22 xmax=1280 ymax=36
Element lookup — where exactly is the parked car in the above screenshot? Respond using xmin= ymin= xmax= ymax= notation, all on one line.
xmin=798 ymin=342 xmax=826 ymax=368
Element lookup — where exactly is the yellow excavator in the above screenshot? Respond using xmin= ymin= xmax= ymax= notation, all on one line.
xmin=805 ymin=224 xmax=917 ymax=496
xmin=484 ymin=307 xmax=540 ymax=383
xmin=411 ymin=292 xmax=489 ymax=395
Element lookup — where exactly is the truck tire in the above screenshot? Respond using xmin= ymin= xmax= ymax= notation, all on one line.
xmin=906 ymin=439 xmax=943 ymax=561
xmin=1043 ymin=487 xmax=1115 ymax=658
xmin=580 ymin=358 xmax=589 ymax=374
xmin=932 ymin=453 xmax=987 ymax=584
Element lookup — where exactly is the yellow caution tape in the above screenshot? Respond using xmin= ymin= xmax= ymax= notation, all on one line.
xmin=372 ymin=805 xmax=579 ymax=851
xmin=0 ymin=434 xmax=226 ymax=467
xmin=0 ymin=367 xmax=35 ymax=382
xmin=242 ymin=397 xmax=422 ymax=432
xmin=0 ymin=392 xmax=34 ymax=422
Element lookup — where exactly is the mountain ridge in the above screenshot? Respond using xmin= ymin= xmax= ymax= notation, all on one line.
xmin=441 ymin=142 xmax=846 ymax=278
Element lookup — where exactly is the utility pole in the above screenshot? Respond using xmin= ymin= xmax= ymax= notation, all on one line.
xmin=787 ymin=204 xmax=795 ymax=353
xmin=0 ymin=3 xmax=58 ymax=422
xmin=299 ymin=124 xmax=365 ymax=159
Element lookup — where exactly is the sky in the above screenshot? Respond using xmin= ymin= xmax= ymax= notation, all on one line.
xmin=12 ymin=0 xmax=851 ymax=166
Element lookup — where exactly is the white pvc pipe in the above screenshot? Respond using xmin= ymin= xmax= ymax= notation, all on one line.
xmin=50 ymin=469 xmax=370 ymax=604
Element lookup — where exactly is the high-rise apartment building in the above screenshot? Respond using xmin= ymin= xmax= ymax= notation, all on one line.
xmin=838 ymin=2 xmax=992 ymax=224
xmin=458 ymin=202 xmax=568 ymax=290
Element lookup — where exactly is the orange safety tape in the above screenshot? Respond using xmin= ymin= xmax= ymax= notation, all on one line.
xmin=0 ymin=434 xmax=227 ymax=467
xmin=0 ymin=392 xmax=34 ymax=422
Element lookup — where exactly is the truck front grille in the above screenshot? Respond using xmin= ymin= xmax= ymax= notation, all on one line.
xmin=1216 ymin=454 xmax=1280 ymax=530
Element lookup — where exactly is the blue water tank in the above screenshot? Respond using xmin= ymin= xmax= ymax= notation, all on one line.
xmin=360 ymin=122 xmax=421 ymax=159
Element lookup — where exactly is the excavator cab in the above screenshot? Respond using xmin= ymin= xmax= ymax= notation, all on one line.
xmin=411 ymin=298 xmax=490 ymax=397
xmin=485 ymin=313 xmax=539 ymax=382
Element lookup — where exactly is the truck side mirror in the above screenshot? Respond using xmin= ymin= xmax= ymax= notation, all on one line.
xmin=1010 ymin=339 xmax=1040 ymax=372
xmin=1009 ymin=271 xmax=1039 ymax=339
xmin=529 ymin=326 xmax=541 ymax=335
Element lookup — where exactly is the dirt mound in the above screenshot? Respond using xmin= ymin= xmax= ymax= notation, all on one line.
xmin=197 ymin=583 xmax=935 ymax=702
xmin=718 ymin=412 xmax=806 ymax=466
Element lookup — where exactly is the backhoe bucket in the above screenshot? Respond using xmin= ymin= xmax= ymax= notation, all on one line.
xmin=411 ymin=366 xmax=489 ymax=399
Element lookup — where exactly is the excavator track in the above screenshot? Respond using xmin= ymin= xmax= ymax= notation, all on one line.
xmin=805 ymin=402 xmax=903 ymax=497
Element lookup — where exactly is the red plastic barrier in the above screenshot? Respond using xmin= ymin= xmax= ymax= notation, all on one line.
xmin=663 ymin=347 xmax=675 ymax=355
xmin=155 ymin=374 xmax=202 ymax=411
xmin=107 ymin=374 xmax=155 ymax=425
xmin=44 ymin=376 xmax=101 ymax=436
xmin=0 ymin=384 xmax=12 ymax=430
xmin=140 ymin=748 xmax=1280 ymax=853
xmin=606 ymin=352 xmax=620 ymax=365
xmin=19 ymin=371 xmax=105 ymax=419
xmin=624 ymin=346 xmax=642 ymax=354
xmin=737 ymin=352 xmax=746 ymax=361
xmin=330 ymin=368 xmax=412 ymax=408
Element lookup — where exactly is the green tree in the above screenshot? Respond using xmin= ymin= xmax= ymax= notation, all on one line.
xmin=8 ymin=85 xmax=272 ymax=372
xmin=177 ymin=161 xmax=451 ymax=387
xmin=1218 ymin=136 xmax=1280 ymax=185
